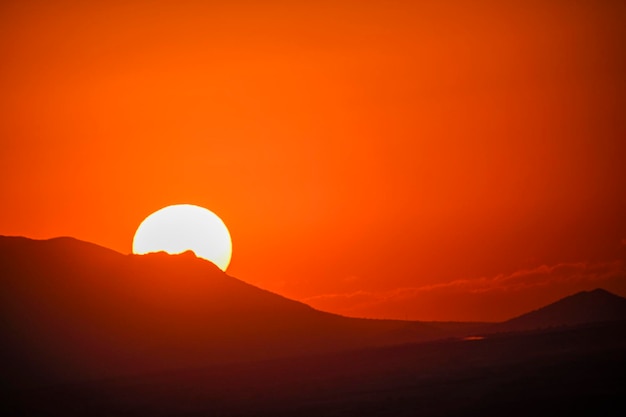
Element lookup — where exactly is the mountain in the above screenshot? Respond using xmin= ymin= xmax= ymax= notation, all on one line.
xmin=3 ymin=236 xmax=626 ymax=416
xmin=0 ymin=236 xmax=441 ymax=387
xmin=2 ymin=236 xmax=625 ymax=389
xmin=497 ymin=288 xmax=626 ymax=332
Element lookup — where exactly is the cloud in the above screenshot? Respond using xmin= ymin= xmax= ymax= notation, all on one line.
xmin=302 ymin=260 xmax=625 ymax=322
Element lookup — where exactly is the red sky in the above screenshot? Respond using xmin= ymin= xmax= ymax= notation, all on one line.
xmin=1 ymin=0 xmax=625 ymax=321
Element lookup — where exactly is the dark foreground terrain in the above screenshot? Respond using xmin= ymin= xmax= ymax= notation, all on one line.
xmin=7 ymin=320 xmax=626 ymax=417
xmin=2 ymin=237 xmax=626 ymax=416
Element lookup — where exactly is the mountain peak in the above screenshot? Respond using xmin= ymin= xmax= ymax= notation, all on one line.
xmin=581 ymin=288 xmax=616 ymax=297
xmin=500 ymin=288 xmax=626 ymax=332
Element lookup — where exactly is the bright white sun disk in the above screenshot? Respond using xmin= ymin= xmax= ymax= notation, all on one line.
xmin=132 ymin=204 xmax=232 ymax=271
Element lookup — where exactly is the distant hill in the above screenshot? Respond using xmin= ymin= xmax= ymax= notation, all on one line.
xmin=0 ymin=236 xmax=441 ymax=387
xmin=497 ymin=288 xmax=626 ymax=332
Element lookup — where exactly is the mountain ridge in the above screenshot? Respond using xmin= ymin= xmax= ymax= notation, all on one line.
xmin=0 ymin=235 xmax=441 ymax=387
xmin=2 ymin=235 xmax=625 ymax=388
xmin=495 ymin=287 xmax=626 ymax=332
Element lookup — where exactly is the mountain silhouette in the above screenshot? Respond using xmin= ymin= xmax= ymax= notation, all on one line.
xmin=0 ymin=236 xmax=441 ymax=387
xmin=2 ymin=236 xmax=625 ymax=389
xmin=497 ymin=288 xmax=626 ymax=332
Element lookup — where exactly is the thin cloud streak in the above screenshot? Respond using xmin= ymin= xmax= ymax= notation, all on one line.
xmin=303 ymin=261 xmax=626 ymax=322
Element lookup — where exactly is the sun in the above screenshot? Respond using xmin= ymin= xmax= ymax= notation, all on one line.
xmin=132 ymin=204 xmax=232 ymax=271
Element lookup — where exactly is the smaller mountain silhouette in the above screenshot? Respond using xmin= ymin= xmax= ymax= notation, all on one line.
xmin=497 ymin=288 xmax=626 ymax=332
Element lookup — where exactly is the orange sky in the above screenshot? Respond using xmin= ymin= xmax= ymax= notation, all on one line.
xmin=1 ymin=0 xmax=625 ymax=321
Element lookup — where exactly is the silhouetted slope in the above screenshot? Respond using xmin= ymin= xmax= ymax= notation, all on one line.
xmin=0 ymin=236 xmax=440 ymax=387
xmin=498 ymin=288 xmax=626 ymax=332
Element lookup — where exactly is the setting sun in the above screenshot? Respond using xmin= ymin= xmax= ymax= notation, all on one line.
xmin=132 ymin=204 xmax=232 ymax=271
